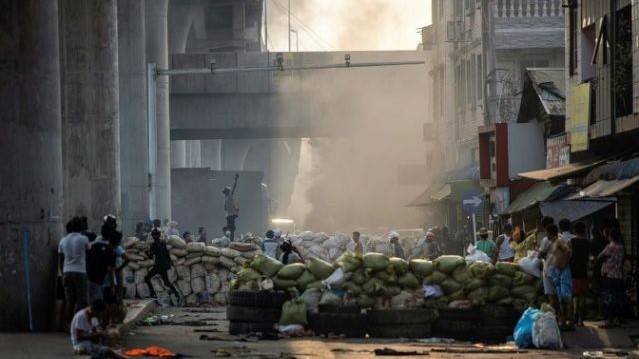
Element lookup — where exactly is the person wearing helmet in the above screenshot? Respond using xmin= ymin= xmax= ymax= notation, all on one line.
xmin=222 ymin=173 xmax=240 ymax=241
xmin=261 ymin=230 xmax=279 ymax=259
xmin=389 ymin=232 xmax=406 ymax=259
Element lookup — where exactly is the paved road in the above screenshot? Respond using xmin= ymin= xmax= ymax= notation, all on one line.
xmin=121 ymin=307 xmax=583 ymax=358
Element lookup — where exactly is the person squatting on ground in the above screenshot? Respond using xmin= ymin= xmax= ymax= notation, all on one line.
xmin=144 ymin=228 xmax=181 ymax=304
xmin=570 ymin=221 xmax=590 ymax=326
xmin=59 ymin=216 xmax=91 ymax=324
xmin=222 ymin=173 xmax=240 ymax=241
xmin=70 ymin=299 xmax=127 ymax=358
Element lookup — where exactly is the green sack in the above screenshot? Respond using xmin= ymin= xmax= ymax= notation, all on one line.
xmin=305 ymin=280 xmax=325 ymax=290
xmin=375 ymin=270 xmax=397 ymax=284
xmin=351 ymin=269 xmax=368 ymax=285
xmin=381 ymin=285 xmax=401 ymax=297
xmin=495 ymin=262 xmax=519 ymax=277
xmin=424 ymin=297 xmax=448 ymax=309
xmin=295 ymin=270 xmax=317 ymax=291
xmin=424 ymin=270 xmax=447 ymax=285
xmin=389 ymin=257 xmax=410 ymax=275
xmin=449 ymin=289 xmax=465 ymax=301
xmin=512 ymin=298 xmax=529 ymax=312
xmin=409 ymin=259 xmax=435 ymax=277
xmin=469 ymin=261 xmax=495 ymax=280
xmin=363 ymin=253 xmax=390 ymax=271
xmin=342 ymin=282 xmax=362 ymax=296
xmin=434 ymin=255 xmax=465 ymax=274
xmin=464 ymin=278 xmax=486 ymax=291
xmin=251 ymin=254 xmax=284 ymax=277
xmin=497 ymin=297 xmax=513 ymax=305
xmin=307 ymin=257 xmax=334 ymax=280
xmin=512 ymin=271 xmax=536 ymax=286
xmin=398 ymin=272 xmax=420 ymax=289
xmin=336 ymin=252 xmax=363 ymax=272
xmin=363 ymin=277 xmax=385 ymax=296
xmin=440 ymin=278 xmax=463 ymax=294
xmin=357 ymin=294 xmax=376 ymax=308
xmin=237 ymin=267 xmax=262 ymax=284
xmin=488 ymin=273 xmax=513 ymax=288
xmin=511 ymin=285 xmax=536 ymax=300
xmin=273 ymin=276 xmax=297 ymax=289
xmin=279 ymin=297 xmax=308 ymax=326
xmin=468 ymin=287 xmax=488 ymax=306
xmin=277 ymin=263 xmax=307 ymax=280
xmin=487 ymin=285 xmax=510 ymax=302
xmin=452 ymin=266 xmax=472 ymax=284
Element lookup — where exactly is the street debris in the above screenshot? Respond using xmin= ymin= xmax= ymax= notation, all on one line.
xmin=373 ymin=347 xmax=429 ymax=356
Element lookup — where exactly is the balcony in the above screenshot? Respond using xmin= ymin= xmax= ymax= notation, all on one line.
xmin=495 ymin=0 xmax=564 ymax=18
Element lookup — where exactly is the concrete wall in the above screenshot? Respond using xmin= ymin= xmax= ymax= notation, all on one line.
xmin=0 ymin=0 xmax=63 ymax=331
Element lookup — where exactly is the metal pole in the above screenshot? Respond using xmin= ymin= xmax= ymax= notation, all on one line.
xmin=288 ymin=0 xmax=291 ymax=52
xmin=472 ymin=213 xmax=477 ymax=245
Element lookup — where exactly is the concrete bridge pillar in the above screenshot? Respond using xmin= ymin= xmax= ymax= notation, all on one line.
xmin=60 ymin=0 xmax=121 ymax=229
xmin=118 ymin=0 xmax=149 ymax=234
xmin=146 ymin=0 xmax=171 ymax=221
xmin=0 ymin=0 xmax=63 ymax=331
xmin=202 ymin=140 xmax=222 ymax=170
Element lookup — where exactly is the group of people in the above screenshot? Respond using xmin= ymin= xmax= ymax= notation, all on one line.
xmin=473 ymin=216 xmax=627 ymax=330
xmin=58 ymin=214 xmax=187 ymax=358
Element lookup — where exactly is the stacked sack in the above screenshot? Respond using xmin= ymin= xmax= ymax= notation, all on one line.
xmin=288 ymin=232 xmax=351 ymax=262
xmin=122 ymin=236 xmax=261 ymax=306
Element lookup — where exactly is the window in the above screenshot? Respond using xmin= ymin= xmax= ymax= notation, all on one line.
xmin=569 ymin=6 xmax=578 ymax=75
xmin=454 ymin=0 xmax=463 ymax=18
xmin=476 ymin=54 xmax=482 ymax=102
xmin=581 ymin=24 xmax=596 ymax=81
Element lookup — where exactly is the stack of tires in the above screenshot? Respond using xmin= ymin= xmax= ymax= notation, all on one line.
xmin=433 ymin=307 xmax=480 ymax=340
xmin=308 ymin=305 xmax=367 ymax=338
xmin=368 ymin=309 xmax=436 ymax=338
xmin=227 ymin=291 xmax=288 ymax=335
xmin=476 ymin=304 xmax=520 ymax=342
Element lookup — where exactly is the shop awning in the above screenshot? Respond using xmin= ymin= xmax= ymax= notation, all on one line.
xmin=431 ymin=184 xmax=452 ymax=201
xmin=540 ymin=200 xmax=613 ymax=223
xmin=407 ymin=187 xmax=438 ymax=207
xmin=502 ymin=182 xmax=563 ymax=215
xmin=518 ymin=159 xmax=605 ymax=181
xmin=406 ymin=180 xmax=482 ymax=207
xmin=569 ymin=175 xmax=639 ymax=198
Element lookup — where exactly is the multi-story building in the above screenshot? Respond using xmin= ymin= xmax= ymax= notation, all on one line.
xmin=424 ymin=0 xmax=565 ymax=233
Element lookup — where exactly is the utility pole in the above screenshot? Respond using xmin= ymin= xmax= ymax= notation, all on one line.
xmin=288 ymin=0 xmax=291 ymax=52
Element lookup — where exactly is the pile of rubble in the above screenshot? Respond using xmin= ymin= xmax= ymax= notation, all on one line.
xmin=122 ymin=236 xmax=261 ymax=306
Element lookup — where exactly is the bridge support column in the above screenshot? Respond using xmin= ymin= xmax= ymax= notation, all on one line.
xmin=60 ymin=0 xmax=121 ymax=228
xmin=118 ymin=0 xmax=149 ymax=234
xmin=0 ymin=0 xmax=63 ymax=331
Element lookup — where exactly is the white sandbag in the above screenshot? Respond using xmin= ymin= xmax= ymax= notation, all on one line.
xmin=319 ymin=291 xmax=342 ymax=306
xmin=151 ymin=277 xmax=167 ymax=293
xmin=167 ymin=235 xmax=187 ymax=249
xmin=122 ymin=267 xmax=135 ymax=284
xmin=206 ymin=273 xmax=221 ymax=293
xmin=176 ymin=258 xmax=185 ymax=266
xmin=136 ymin=282 xmax=150 ymax=298
xmin=185 ymin=294 xmax=198 ymax=306
xmin=170 ymin=248 xmax=187 ymax=257
xmin=176 ymin=266 xmax=190 ymax=280
xmin=202 ymin=256 xmax=219 ymax=265
xmin=465 ymin=244 xmax=492 ymax=263
xmin=204 ymin=246 xmax=221 ymax=257
xmin=124 ymin=283 xmax=136 ymax=299
xmin=191 ymin=277 xmax=206 ymax=294
xmin=190 ymin=263 xmax=206 ymax=278
xmin=322 ymin=268 xmax=349 ymax=289
xmin=519 ymin=251 xmax=542 ymax=278
xmin=532 ymin=312 xmax=563 ymax=349
xmin=213 ymin=292 xmax=228 ymax=306
xmin=302 ymin=288 xmax=322 ymax=314
xmin=221 ymin=247 xmax=241 ymax=258
xmin=186 ymin=252 xmax=203 ymax=259
xmin=170 ymin=254 xmax=178 ymax=263
xmin=204 ymin=263 xmax=217 ymax=273
xmin=230 ymin=242 xmax=256 ymax=252
xmin=300 ymin=231 xmax=315 ymax=241
xmin=391 ymin=291 xmax=417 ymax=310
xmin=124 ymin=237 xmax=139 ymax=249
xmin=127 ymin=253 xmax=145 ymax=261
xmin=167 ymin=267 xmax=177 ymax=283
xmin=177 ymin=280 xmax=192 ymax=296
xmin=186 ymin=241 xmax=206 ymax=253
xmin=219 ymin=256 xmax=236 ymax=269
xmin=241 ymin=251 xmax=258 ymax=259
xmin=127 ymin=261 xmax=140 ymax=271
xmin=184 ymin=256 xmax=202 ymax=266
xmin=139 ymin=259 xmax=154 ymax=268
xmin=233 ymin=256 xmax=248 ymax=266
xmin=134 ymin=268 xmax=148 ymax=284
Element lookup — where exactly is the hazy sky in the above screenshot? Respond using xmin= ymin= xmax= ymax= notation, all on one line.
xmin=265 ymin=0 xmax=431 ymax=52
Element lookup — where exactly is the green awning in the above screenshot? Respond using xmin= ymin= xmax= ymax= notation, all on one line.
xmin=502 ymin=182 xmax=561 ymax=215
xmin=406 ymin=180 xmax=482 ymax=207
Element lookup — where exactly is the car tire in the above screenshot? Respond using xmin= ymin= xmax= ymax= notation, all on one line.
xmin=369 ymin=324 xmax=432 ymax=338
xmin=308 ymin=313 xmax=367 ymax=338
xmin=480 ymin=304 xmax=519 ymax=321
xmin=228 ymin=291 xmax=288 ymax=308
xmin=368 ymin=309 xmax=438 ymax=325
xmin=318 ymin=304 xmax=360 ymax=314
xmin=226 ymin=306 xmax=281 ymax=322
xmin=437 ymin=307 xmax=480 ymax=321
xmin=228 ymin=320 xmax=277 ymax=335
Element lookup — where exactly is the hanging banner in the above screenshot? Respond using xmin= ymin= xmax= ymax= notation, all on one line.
xmin=569 ymin=83 xmax=591 ymax=153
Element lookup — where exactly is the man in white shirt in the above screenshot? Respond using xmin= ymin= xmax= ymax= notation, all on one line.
xmin=59 ymin=217 xmax=90 ymax=323
xmin=70 ymin=300 xmax=126 ymax=358
xmin=346 ymin=231 xmax=365 ymax=254
xmin=261 ymin=230 xmax=279 ymax=259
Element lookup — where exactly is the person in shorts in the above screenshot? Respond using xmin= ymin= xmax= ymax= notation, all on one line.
xmin=570 ymin=221 xmax=590 ymax=326
xmin=70 ymin=300 xmax=127 ymax=358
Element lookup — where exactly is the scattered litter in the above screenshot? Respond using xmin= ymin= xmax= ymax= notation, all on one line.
xmin=124 ymin=346 xmax=177 ymax=357
xmin=373 ymin=347 xmax=429 ymax=356
xmin=417 ymin=338 xmax=456 ymax=344
xmin=331 ymin=348 xmax=371 ymax=353
xmin=430 ymin=347 xmax=526 ymax=354
xmin=193 ymin=328 xmax=221 ymax=333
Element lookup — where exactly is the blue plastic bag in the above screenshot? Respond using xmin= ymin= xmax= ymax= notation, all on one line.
xmin=513 ymin=307 xmax=541 ymax=348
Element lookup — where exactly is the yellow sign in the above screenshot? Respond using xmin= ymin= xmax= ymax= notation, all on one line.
xmin=569 ymin=83 xmax=591 ymax=153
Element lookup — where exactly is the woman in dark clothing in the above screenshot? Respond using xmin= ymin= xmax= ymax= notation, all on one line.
xmin=598 ymin=227 xmax=625 ymax=328
xmin=590 ymin=220 xmax=609 ymax=319
xmin=570 ymin=222 xmax=590 ymax=326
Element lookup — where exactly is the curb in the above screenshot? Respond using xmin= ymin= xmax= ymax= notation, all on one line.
xmin=117 ymin=299 xmax=157 ymax=336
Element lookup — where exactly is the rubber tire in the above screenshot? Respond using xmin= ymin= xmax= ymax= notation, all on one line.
xmin=368 ymin=309 xmax=438 ymax=325
xmin=480 ymin=304 xmax=519 ymax=320
xmin=318 ymin=304 xmax=360 ymax=314
xmin=369 ymin=324 xmax=432 ymax=339
xmin=229 ymin=291 xmax=289 ymax=308
xmin=308 ymin=313 xmax=367 ymax=338
xmin=226 ymin=306 xmax=281 ymax=322
xmin=437 ymin=307 xmax=480 ymax=321
xmin=433 ymin=319 xmax=478 ymax=339
xmin=228 ymin=320 xmax=277 ymax=335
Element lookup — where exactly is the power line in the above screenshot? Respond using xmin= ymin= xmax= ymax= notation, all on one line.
xmin=270 ymin=0 xmax=335 ymax=50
